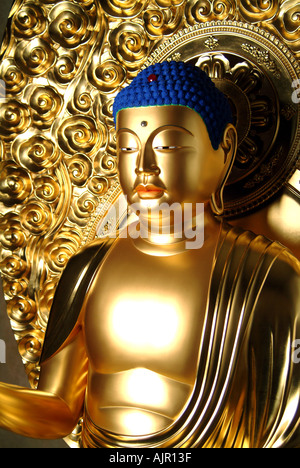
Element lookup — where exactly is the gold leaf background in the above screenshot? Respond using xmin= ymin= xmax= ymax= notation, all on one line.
xmin=0 ymin=0 xmax=299 ymax=395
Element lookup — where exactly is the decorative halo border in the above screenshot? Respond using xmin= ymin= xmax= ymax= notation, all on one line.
xmin=142 ymin=21 xmax=300 ymax=217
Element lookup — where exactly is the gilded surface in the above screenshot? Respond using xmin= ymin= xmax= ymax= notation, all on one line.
xmin=0 ymin=0 xmax=299 ymax=444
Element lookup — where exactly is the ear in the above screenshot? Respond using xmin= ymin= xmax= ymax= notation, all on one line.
xmin=210 ymin=124 xmax=237 ymax=216
xmin=221 ymin=123 xmax=237 ymax=170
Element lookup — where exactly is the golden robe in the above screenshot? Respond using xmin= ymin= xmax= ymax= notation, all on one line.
xmin=41 ymin=223 xmax=300 ymax=448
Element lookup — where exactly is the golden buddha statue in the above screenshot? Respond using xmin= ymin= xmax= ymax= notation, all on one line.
xmin=0 ymin=61 xmax=299 ymax=448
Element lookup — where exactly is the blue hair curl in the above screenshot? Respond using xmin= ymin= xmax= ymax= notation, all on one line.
xmin=113 ymin=61 xmax=233 ymax=150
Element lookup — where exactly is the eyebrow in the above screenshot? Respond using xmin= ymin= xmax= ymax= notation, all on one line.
xmin=117 ymin=125 xmax=194 ymax=137
xmin=116 ymin=128 xmax=137 ymax=136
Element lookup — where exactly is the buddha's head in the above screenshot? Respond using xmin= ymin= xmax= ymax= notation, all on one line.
xmin=113 ymin=61 xmax=237 ymax=217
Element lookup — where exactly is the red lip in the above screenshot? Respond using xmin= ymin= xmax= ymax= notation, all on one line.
xmin=135 ymin=184 xmax=164 ymax=199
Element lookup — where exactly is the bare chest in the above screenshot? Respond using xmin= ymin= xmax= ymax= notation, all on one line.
xmin=84 ymin=241 xmax=214 ymax=384
xmin=83 ymin=239 xmax=216 ymax=434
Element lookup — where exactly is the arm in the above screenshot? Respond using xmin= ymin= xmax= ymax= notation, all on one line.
xmin=0 ymin=238 xmax=113 ymax=440
xmin=0 ymin=325 xmax=88 ymax=439
xmin=246 ymin=249 xmax=300 ymax=448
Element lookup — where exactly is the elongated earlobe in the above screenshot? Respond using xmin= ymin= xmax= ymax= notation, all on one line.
xmin=221 ymin=124 xmax=237 ymax=166
xmin=210 ymin=124 xmax=237 ymax=216
xmin=210 ymin=191 xmax=224 ymax=216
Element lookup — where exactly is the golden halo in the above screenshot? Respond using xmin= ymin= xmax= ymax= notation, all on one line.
xmin=143 ymin=21 xmax=300 ymax=217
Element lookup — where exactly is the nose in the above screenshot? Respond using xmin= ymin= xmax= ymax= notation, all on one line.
xmin=135 ymin=142 xmax=160 ymax=176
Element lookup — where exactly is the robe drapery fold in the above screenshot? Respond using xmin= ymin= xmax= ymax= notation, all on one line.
xmin=80 ymin=224 xmax=300 ymax=448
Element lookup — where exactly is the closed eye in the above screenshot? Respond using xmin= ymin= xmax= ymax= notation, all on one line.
xmin=154 ymin=146 xmax=182 ymax=150
xmin=121 ymin=147 xmax=138 ymax=152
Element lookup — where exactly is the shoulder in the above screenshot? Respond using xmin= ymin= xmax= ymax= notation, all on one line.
xmin=220 ymin=222 xmax=300 ymax=280
xmin=225 ymin=222 xmax=300 ymax=324
xmin=40 ymin=237 xmax=116 ymax=363
xmin=218 ymin=222 xmax=300 ymax=318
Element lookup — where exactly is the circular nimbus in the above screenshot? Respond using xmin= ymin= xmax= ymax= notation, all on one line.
xmin=143 ymin=21 xmax=300 ymax=217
